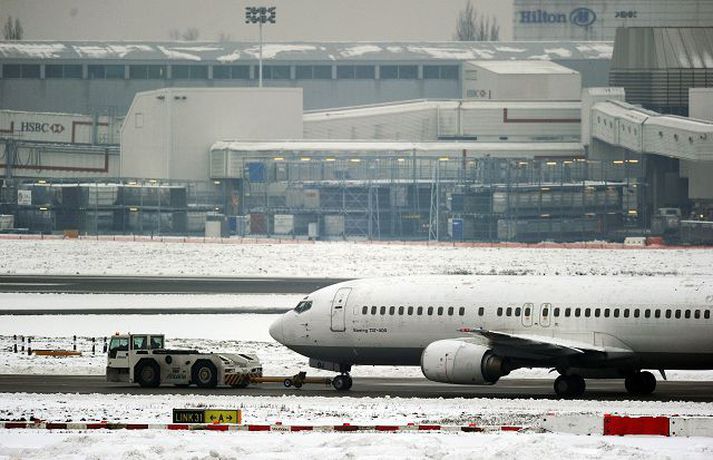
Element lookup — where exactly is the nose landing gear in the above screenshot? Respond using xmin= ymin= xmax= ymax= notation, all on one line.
xmin=332 ymin=373 xmax=353 ymax=391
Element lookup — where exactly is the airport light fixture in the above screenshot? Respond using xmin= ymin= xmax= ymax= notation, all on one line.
xmin=245 ymin=6 xmax=277 ymax=88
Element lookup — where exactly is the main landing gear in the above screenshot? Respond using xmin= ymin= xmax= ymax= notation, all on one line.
xmin=332 ymin=373 xmax=353 ymax=391
xmin=554 ymin=374 xmax=586 ymax=397
xmin=625 ymin=371 xmax=656 ymax=396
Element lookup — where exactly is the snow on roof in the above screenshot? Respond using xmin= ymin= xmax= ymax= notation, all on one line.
xmin=303 ymin=99 xmax=580 ymax=121
xmin=468 ymin=60 xmax=578 ymax=74
xmin=0 ymin=40 xmax=613 ymax=62
xmin=211 ymin=140 xmax=583 ymax=158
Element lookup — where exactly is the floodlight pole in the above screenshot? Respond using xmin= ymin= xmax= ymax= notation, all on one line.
xmin=246 ymin=6 xmax=275 ymax=88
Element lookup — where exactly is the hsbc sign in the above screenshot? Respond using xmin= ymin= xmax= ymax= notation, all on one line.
xmin=20 ymin=121 xmax=65 ymax=134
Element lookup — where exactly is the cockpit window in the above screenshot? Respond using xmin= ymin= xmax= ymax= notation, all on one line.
xmin=294 ymin=300 xmax=313 ymax=314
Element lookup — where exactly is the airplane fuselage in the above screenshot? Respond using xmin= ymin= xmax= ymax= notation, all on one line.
xmin=270 ymin=275 xmax=713 ymax=373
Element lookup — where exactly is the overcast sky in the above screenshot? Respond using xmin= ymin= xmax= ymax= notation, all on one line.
xmin=2 ymin=0 xmax=513 ymax=42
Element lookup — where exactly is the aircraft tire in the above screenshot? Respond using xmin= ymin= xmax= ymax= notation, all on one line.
xmin=332 ymin=374 xmax=351 ymax=391
xmin=554 ymin=374 xmax=585 ymax=397
xmin=625 ymin=371 xmax=656 ymax=395
xmin=639 ymin=371 xmax=656 ymax=395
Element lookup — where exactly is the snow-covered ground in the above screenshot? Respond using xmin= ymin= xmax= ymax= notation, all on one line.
xmin=1 ymin=393 xmax=713 ymax=459
xmin=0 ymin=293 xmax=299 ymax=312
xmin=3 ymin=430 xmax=712 ymax=460
xmin=1 ymin=238 xmax=711 ymax=278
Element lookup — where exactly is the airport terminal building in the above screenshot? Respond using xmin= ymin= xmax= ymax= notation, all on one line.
xmin=1 ymin=27 xmax=712 ymax=242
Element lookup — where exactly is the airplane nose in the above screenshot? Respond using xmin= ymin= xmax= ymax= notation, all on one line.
xmin=269 ymin=316 xmax=284 ymax=343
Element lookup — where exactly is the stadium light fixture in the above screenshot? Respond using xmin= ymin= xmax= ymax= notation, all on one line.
xmin=245 ymin=6 xmax=277 ymax=88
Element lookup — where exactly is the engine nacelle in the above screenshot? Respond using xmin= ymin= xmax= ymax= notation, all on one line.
xmin=420 ymin=340 xmax=507 ymax=385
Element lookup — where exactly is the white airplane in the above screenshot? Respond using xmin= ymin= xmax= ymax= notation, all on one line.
xmin=269 ymin=275 xmax=713 ymax=396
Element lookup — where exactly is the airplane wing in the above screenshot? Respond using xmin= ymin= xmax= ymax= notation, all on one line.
xmin=458 ymin=327 xmax=633 ymax=360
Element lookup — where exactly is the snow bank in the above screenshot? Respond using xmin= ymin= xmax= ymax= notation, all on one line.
xmin=2 ymin=430 xmax=711 ymax=460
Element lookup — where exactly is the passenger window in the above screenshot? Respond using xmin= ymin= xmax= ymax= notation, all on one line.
xmin=478 ymin=307 xmax=484 ymax=316
xmin=389 ymin=306 xmax=395 ymax=315
xmin=448 ymin=307 xmax=454 ymax=316
xmin=594 ymin=308 xmax=600 ymax=318
xmin=380 ymin=306 xmax=386 ymax=315
xmin=553 ymin=307 xmax=560 ymax=317
xmin=428 ymin=307 xmax=434 ymax=316
xmin=694 ymin=310 xmax=701 ymax=319
xmin=459 ymin=307 xmax=465 ymax=316
xmin=634 ymin=309 xmax=640 ymax=318
xmin=362 ymin=306 xmax=368 ymax=315
xmin=408 ymin=306 xmax=414 ymax=315
xmin=515 ymin=307 xmax=522 ymax=317
xmin=565 ymin=308 xmax=571 ymax=318
xmin=506 ymin=307 xmax=512 ymax=317
xmin=398 ymin=306 xmax=404 ymax=315
xmin=437 ymin=307 xmax=444 ymax=316
xmin=417 ymin=307 xmax=423 ymax=315
xmin=497 ymin=307 xmax=503 ymax=317
xmin=705 ymin=310 xmax=711 ymax=320
xmin=575 ymin=308 xmax=581 ymax=317
xmin=524 ymin=307 xmax=531 ymax=316
xmin=371 ymin=306 xmax=377 ymax=315
xmin=666 ymin=309 xmax=672 ymax=319
xmin=614 ymin=309 xmax=620 ymax=318
xmin=584 ymin=308 xmax=591 ymax=317
xmin=675 ymin=310 xmax=681 ymax=319
xmin=604 ymin=308 xmax=610 ymax=318
xmin=542 ymin=307 xmax=549 ymax=317
xmin=624 ymin=309 xmax=630 ymax=318
xmin=644 ymin=309 xmax=651 ymax=318
xmin=685 ymin=310 xmax=691 ymax=319
xmin=655 ymin=309 xmax=661 ymax=319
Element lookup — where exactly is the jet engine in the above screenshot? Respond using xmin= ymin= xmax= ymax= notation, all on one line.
xmin=420 ymin=339 xmax=507 ymax=385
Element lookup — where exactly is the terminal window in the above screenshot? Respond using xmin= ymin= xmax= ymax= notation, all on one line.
xmin=296 ymin=65 xmax=332 ymax=79
xmin=423 ymin=65 xmax=458 ymax=80
xmin=255 ymin=65 xmax=290 ymax=80
xmin=129 ymin=65 xmax=166 ymax=79
xmin=213 ymin=65 xmax=250 ymax=79
xmin=380 ymin=65 xmax=418 ymax=80
xmin=45 ymin=64 xmax=82 ymax=79
xmin=3 ymin=64 xmax=40 ymax=79
xmin=172 ymin=65 xmax=208 ymax=80
xmin=336 ymin=65 xmax=375 ymax=79
xmin=88 ymin=65 xmax=124 ymax=79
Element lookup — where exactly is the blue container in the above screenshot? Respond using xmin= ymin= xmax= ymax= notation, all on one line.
xmin=228 ymin=216 xmax=238 ymax=234
xmin=246 ymin=163 xmax=265 ymax=183
xmin=451 ymin=218 xmax=464 ymax=240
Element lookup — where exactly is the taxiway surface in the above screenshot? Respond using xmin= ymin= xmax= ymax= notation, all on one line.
xmin=1 ymin=375 xmax=712 ymax=401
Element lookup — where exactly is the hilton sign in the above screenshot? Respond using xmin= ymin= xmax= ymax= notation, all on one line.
xmin=519 ymin=7 xmax=596 ymax=27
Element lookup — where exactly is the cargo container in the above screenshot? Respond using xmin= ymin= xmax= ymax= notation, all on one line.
xmin=273 ymin=214 xmax=294 ymax=235
xmin=324 ymin=215 xmax=345 ymax=237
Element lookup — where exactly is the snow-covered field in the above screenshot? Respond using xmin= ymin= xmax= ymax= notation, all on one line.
xmin=1 ymin=238 xmax=711 ymax=278
xmin=1 ymin=239 xmax=713 ymax=457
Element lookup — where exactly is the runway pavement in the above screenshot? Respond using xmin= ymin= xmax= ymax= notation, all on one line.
xmin=0 ymin=275 xmax=348 ymax=295
xmin=1 ymin=375 xmax=712 ymax=401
